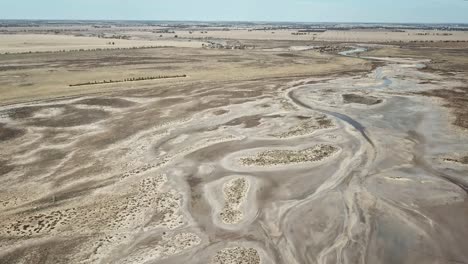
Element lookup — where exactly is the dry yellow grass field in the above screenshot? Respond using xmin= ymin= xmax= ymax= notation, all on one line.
xmin=0 ymin=34 xmax=206 ymax=54
xmin=0 ymin=40 xmax=368 ymax=104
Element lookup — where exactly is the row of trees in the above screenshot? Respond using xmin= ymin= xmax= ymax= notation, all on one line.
xmin=97 ymin=34 xmax=131 ymax=40
xmin=69 ymin=74 xmax=187 ymax=87
xmin=1 ymin=45 xmax=171 ymax=55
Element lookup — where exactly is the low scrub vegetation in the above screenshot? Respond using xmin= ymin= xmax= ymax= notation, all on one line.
xmin=69 ymin=74 xmax=187 ymax=87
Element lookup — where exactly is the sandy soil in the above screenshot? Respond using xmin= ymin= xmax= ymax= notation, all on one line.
xmin=0 ymin=27 xmax=468 ymax=264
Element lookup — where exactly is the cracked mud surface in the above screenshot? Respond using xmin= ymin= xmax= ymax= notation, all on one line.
xmin=1 ymin=46 xmax=468 ymax=264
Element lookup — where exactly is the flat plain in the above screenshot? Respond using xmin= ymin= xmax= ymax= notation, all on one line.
xmin=0 ymin=22 xmax=468 ymax=264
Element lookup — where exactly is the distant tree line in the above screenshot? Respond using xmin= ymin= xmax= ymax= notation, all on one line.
xmin=0 ymin=45 xmax=172 ymax=55
xmin=154 ymin=29 xmax=175 ymax=34
xmin=97 ymin=34 xmax=131 ymax=40
xmin=69 ymin=74 xmax=187 ymax=87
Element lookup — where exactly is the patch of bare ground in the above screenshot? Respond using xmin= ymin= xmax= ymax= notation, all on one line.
xmin=240 ymin=144 xmax=339 ymax=166
xmin=212 ymin=247 xmax=260 ymax=264
xmin=418 ymin=87 xmax=468 ymax=129
xmin=342 ymin=93 xmax=383 ymax=105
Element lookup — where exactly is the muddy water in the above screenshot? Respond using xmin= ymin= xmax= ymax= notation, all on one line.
xmin=287 ymin=89 xmax=374 ymax=147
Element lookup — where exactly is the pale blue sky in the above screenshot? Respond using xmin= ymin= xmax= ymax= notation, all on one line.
xmin=1 ymin=0 xmax=468 ymax=23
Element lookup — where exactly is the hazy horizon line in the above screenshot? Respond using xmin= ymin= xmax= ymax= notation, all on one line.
xmin=1 ymin=18 xmax=468 ymax=25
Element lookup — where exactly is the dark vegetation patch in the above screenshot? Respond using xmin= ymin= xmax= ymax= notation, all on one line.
xmin=212 ymin=109 xmax=229 ymax=116
xmin=60 ymin=56 xmax=199 ymax=68
xmin=217 ymin=58 xmax=246 ymax=63
xmin=4 ymin=104 xmax=110 ymax=127
xmin=0 ymin=159 xmax=14 ymax=175
xmin=5 ymin=105 xmax=109 ymax=128
xmin=0 ymin=64 xmax=48 ymax=71
xmin=443 ymin=156 xmax=468 ymax=165
xmin=240 ymin=144 xmax=339 ymax=166
xmin=0 ymin=45 xmax=169 ymax=56
xmin=10 ymin=149 xmax=68 ymax=183
xmin=0 ymin=237 xmax=86 ymax=263
xmin=0 ymin=123 xmax=25 ymax=141
xmin=185 ymin=100 xmax=228 ymax=113
xmin=69 ymin=74 xmax=187 ymax=87
xmin=27 ymin=149 xmax=68 ymax=170
xmin=5 ymin=106 xmax=47 ymax=119
xmin=418 ymin=87 xmax=468 ymax=129
xmin=418 ymin=80 xmax=435 ymax=84
xmin=342 ymin=94 xmax=383 ymax=105
xmin=264 ymin=114 xmax=284 ymax=119
xmin=306 ymin=79 xmax=330 ymax=85
xmin=74 ymin=97 xmax=136 ymax=108
xmin=277 ymin=53 xmax=299 ymax=57
xmin=28 ymin=108 xmax=110 ymax=127
xmin=295 ymin=115 xmax=312 ymax=120
xmin=0 ymin=50 xmax=200 ymax=72
xmin=224 ymin=115 xmax=263 ymax=128
xmin=316 ymin=115 xmax=334 ymax=127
